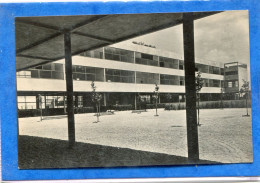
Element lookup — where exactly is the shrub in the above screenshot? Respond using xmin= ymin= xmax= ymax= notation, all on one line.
xmin=111 ymin=104 xmax=133 ymax=111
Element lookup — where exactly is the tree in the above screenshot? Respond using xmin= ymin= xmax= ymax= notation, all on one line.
xmin=154 ymin=84 xmax=160 ymax=116
xmin=166 ymin=93 xmax=172 ymax=103
xmin=91 ymin=81 xmax=102 ymax=122
xmin=195 ymin=71 xmax=204 ymax=126
xmin=240 ymin=80 xmax=250 ymax=117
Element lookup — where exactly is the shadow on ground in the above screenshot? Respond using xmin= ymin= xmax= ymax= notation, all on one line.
xmin=18 ymin=135 xmax=218 ymax=169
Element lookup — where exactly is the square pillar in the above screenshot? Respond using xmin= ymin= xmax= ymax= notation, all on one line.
xmin=104 ymin=93 xmax=107 ymax=106
xmin=64 ymin=32 xmax=75 ymax=147
xmin=183 ymin=13 xmax=199 ymax=162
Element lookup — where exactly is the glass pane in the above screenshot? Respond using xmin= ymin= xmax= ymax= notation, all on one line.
xmin=26 ymin=96 xmax=36 ymax=103
xmin=40 ymin=70 xmax=52 ymax=78
xmin=18 ymin=96 xmax=26 ymax=102
xmin=86 ymin=74 xmax=95 ymax=81
xmin=26 ymin=103 xmax=37 ymax=109
xmin=31 ymin=70 xmax=39 ymax=78
xmin=76 ymin=66 xmax=85 ymax=73
xmin=75 ymin=73 xmax=85 ymax=80
xmin=54 ymin=64 xmax=63 ymax=72
xmin=18 ymin=103 xmax=26 ymax=109
xmin=52 ymin=71 xmax=64 ymax=79
xmin=135 ymin=52 xmax=141 ymax=58
xmin=42 ymin=64 xmax=52 ymax=70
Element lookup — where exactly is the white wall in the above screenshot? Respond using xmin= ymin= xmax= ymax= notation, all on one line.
xmin=17 ymin=78 xmax=221 ymax=93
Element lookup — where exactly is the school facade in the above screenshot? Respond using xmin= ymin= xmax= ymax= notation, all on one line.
xmin=16 ymin=43 xmax=248 ymax=116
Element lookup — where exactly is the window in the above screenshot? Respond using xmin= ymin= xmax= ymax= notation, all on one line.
xmin=106 ymin=69 xmax=134 ymax=83
xmin=40 ymin=70 xmax=52 ymax=78
xmin=213 ymin=79 xmax=220 ymax=87
xmin=220 ymin=68 xmax=224 ymax=75
xmin=208 ymin=66 xmax=213 ymax=74
xmin=136 ymin=72 xmax=159 ymax=84
xmin=135 ymin=52 xmax=158 ymax=66
xmin=52 ymin=71 xmax=64 ymax=80
xmin=80 ymin=48 xmax=103 ymax=59
xmin=17 ymin=96 xmax=37 ymax=110
xmin=179 ymin=60 xmax=184 ymax=70
xmin=196 ymin=63 xmax=209 ymax=73
xmin=203 ymin=79 xmax=209 ymax=87
xmin=18 ymin=63 xmax=64 ymax=80
xmin=72 ymin=66 xmax=104 ymax=81
xmin=159 ymin=57 xmax=179 ymax=69
xmin=235 ymin=81 xmax=239 ymax=87
xmin=42 ymin=64 xmax=52 ymax=70
xmin=78 ymin=96 xmax=83 ymax=107
xmin=104 ymin=47 xmax=134 ymax=63
xmin=160 ymin=74 xmax=179 ymax=85
xmin=179 ymin=76 xmax=185 ymax=85
xmin=228 ymin=82 xmax=232 ymax=88
xmin=225 ymin=71 xmax=238 ymax=75
xmin=16 ymin=71 xmax=31 ymax=78
xmin=213 ymin=67 xmax=220 ymax=74
xmin=31 ymin=70 xmax=39 ymax=78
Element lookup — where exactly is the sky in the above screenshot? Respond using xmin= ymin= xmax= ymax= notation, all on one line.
xmin=114 ymin=10 xmax=250 ymax=65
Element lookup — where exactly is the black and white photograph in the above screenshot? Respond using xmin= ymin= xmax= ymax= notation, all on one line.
xmin=15 ymin=10 xmax=252 ymax=169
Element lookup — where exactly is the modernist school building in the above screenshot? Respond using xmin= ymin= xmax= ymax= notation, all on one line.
xmin=16 ymin=43 xmax=248 ymax=116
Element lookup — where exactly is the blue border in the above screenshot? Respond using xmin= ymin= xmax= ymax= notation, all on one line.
xmin=0 ymin=0 xmax=259 ymax=180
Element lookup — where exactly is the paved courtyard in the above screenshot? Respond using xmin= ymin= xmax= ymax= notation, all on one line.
xmin=18 ymin=108 xmax=253 ymax=164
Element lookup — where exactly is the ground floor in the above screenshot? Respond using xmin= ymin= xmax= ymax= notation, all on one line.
xmin=17 ymin=91 xmax=248 ymax=117
xmin=18 ymin=108 xmax=252 ymax=168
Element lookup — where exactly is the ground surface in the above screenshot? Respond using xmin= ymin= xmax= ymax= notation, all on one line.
xmin=18 ymin=108 xmax=253 ymax=168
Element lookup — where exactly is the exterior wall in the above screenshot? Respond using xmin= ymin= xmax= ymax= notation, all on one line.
xmin=17 ymin=46 xmax=247 ymax=97
xmin=224 ymin=64 xmax=239 ymax=93
xmin=238 ymin=66 xmax=248 ymax=89
xmin=224 ymin=63 xmax=248 ymax=93
xmin=17 ymin=78 xmax=222 ymax=93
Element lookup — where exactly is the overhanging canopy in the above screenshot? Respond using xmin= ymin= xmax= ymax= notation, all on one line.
xmin=15 ymin=11 xmax=219 ymax=71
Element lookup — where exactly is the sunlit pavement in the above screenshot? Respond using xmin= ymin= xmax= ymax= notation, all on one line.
xmin=19 ymin=108 xmax=252 ymax=163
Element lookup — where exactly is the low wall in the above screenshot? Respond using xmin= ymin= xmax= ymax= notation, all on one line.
xmin=164 ymin=100 xmax=251 ymax=110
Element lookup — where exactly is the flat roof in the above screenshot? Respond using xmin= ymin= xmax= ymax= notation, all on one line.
xmin=15 ymin=12 xmax=220 ymax=71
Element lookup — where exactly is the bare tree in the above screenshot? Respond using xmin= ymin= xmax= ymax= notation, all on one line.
xmin=240 ymin=80 xmax=250 ymax=117
xmin=195 ymin=71 xmax=204 ymax=126
xmin=91 ymin=81 xmax=102 ymax=122
xmin=154 ymin=84 xmax=159 ymax=116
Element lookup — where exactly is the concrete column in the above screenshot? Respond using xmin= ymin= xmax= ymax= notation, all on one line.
xmin=63 ymin=93 xmax=66 ymax=114
xmin=36 ymin=94 xmax=40 ymax=109
xmin=104 ymin=68 xmax=106 ymax=82
xmin=103 ymin=47 xmax=105 ymax=59
xmin=134 ymin=94 xmax=137 ymax=110
xmin=44 ymin=95 xmax=47 ymax=109
xmin=75 ymin=94 xmax=78 ymax=108
xmin=64 ymin=32 xmax=75 ymax=148
xmin=134 ymin=51 xmax=136 ymax=64
xmin=183 ymin=13 xmax=199 ymax=162
xmin=104 ymin=93 xmax=107 ymax=106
